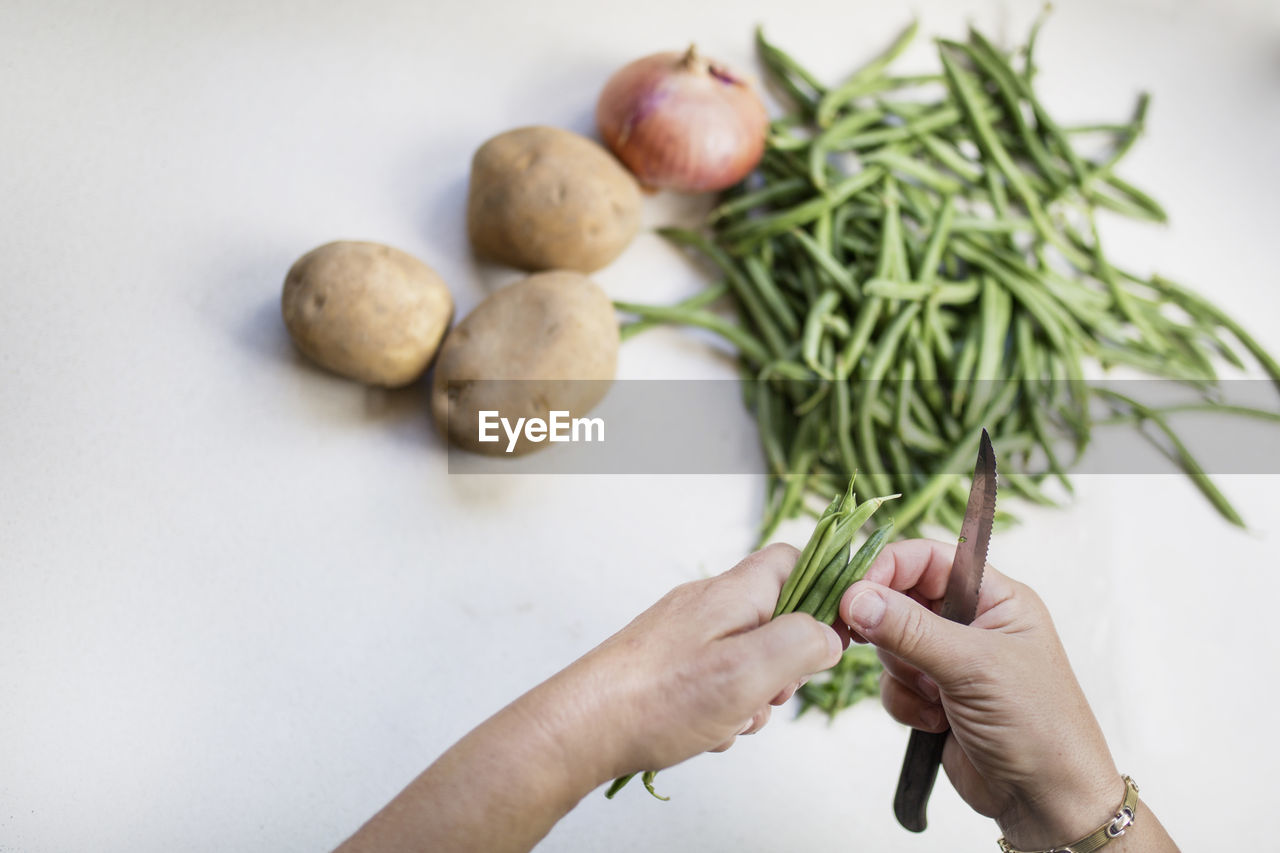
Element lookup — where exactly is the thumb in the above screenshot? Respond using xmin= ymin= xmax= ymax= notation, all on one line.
xmin=841 ymin=580 xmax=973 ymax=684
xmin=727 ymin=612 xmax=843 ymax=702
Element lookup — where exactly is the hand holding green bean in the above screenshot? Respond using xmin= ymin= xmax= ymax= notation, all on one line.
xmin=609 ymin=482 xmax=896 ymax=797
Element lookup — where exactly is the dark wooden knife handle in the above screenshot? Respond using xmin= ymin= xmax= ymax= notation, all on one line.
xmin=893 ymin=727 xmax=947 ymax=832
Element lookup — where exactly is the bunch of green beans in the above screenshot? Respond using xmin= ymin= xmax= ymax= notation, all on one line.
xmin=771 ymin=482 xmax=896 ymax=623
xmin=616 ymin=15 xmax=1280 ymax=544
xmin=606 ymin=483 xmax=896 ymax=799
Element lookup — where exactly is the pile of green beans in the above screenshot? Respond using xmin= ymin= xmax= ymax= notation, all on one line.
xmin=617 ymin=16 xmax=1280 ymax=543
xmin=606 ymin=483 xmax=895 ymax=799
xmin=795 ymin=644 xmax=881 ymax=722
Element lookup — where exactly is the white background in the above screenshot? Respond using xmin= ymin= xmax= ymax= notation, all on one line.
xmin=2 ymin=0 xmax=1278 ymax=849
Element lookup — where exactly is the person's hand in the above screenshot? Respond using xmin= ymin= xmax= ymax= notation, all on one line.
xmin=335 ymin=544 xmax=844 ymax=853
xmin=338 ymin=538 xmax=1177 ymax=853
xmin=537 ymin=542 xmax=845 ymax=787
xmin=838 ymin=539 xmax=1125 ymax=849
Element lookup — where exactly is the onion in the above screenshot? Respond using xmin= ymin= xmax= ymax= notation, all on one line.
xmin=596 ymin=45 xmax=769 ymax=193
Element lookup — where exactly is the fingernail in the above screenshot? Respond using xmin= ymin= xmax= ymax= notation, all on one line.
xmin=917 ymin=674 xmax=940 ymax=703
xmin=824 ymin=626 xmax=843 ymax=660
xmin=737 ymin=719 xmax=753 ymax=735
xmin=847 ymin=589 xmax=886 ymax=630
xmin=920 ymin=706 xmax=943 ymax=731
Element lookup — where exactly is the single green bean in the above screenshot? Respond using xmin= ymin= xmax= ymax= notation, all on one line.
xmin=835 ymin=296 xmax=883 ymax=378
xmin=816 ymin=20 xmax=919 ymax=126
xmin=1146 ymin=275 xmax=1280 ymax=391
xmin=863 ymin=147 xmax=964 ymax=194
xmin=789 ymin=228 xmax=860 ymax=302
xmin=709 ymin=178 xmax=810 ymax=225
xmin=618 ymin=281 xmax=730 ymax=340
xmin=756 ymin=27 xmax=825 ymax=111
xmin=614 ymin=300 xmax=771 ymax=365
xmin=919 ymin=133 xmax=984 ymax=184
xmin=743 ymin=255 xmax=803 ymax=337
xmin=720 ymin=168 xmax=887 ymax=245
xmin=1096 ymin=92 xmax=1151 ymax=173
xmin=1093 ymin=388 xmax=1245 ymax=527
xmin=659 ymin=227 xmax=791 ymax=357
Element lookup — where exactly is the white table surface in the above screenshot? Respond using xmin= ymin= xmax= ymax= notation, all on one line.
xmin=3 ymin=0 xmax=1278 ymax=849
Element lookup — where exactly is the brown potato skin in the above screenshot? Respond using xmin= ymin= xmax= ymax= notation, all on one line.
xmin=466 ymin=126 xmax=642 ymax=273
xmin=431 ymin=271 xmax=619 ymax=456
xmin=282 ymin=240 xmax=453 ymax=387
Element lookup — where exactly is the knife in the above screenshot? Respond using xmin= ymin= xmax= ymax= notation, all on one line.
xmin=893 ymin=427 xmax=997 ymax=832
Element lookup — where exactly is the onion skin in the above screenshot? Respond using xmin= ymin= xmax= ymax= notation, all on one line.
xmin=596 ymin=46 xmax=769 ymax=193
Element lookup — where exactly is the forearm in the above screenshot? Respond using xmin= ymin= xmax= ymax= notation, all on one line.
xmin=333 ymin=546 xmax=843 ymax=852
xmin=335 ymin=674 xmax=612 ymax=853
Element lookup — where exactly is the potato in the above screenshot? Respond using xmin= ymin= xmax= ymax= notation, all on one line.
xmin=282 ymin=240 xmax=453 ymax=387
xmin=431 ymin=270 xmax=618 ymax=455
xmin=466 ymin=126 xmax=642 ymax=273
